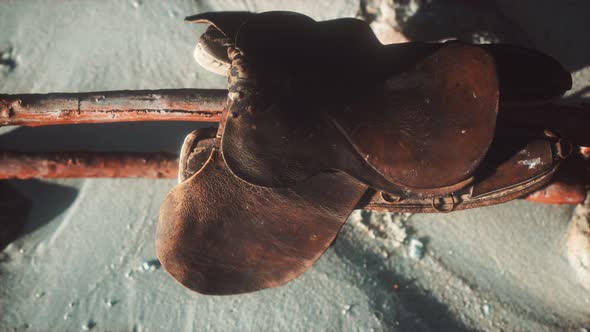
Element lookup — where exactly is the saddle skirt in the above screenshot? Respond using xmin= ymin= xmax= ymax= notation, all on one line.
xmin=157 ymin=11 xmax=572 ymax=294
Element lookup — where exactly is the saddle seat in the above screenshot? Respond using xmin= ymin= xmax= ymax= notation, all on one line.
xmin=216 ymin=12 xmax=499 ymax=198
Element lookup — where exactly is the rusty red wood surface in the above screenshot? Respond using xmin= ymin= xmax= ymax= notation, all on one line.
xmin=525 ymin=182 xmax=586 ymax=205
xmin=0 ymin=89 xmax=226 ymax=126
xmin=0 ymin=151 xmax=178 ymax=179
xmin=525 ymin=147 xmax=590 ymax=205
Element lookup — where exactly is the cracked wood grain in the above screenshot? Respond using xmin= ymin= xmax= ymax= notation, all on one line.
xmin=0 ymin=89 xmax=226 ymax=126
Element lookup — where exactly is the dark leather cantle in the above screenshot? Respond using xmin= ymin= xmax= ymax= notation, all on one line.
xmin=157 ymin=11 xmax=573 ymax=295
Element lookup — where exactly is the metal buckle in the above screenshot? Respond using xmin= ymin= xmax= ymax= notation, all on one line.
xmin=431 ymin=195 xmax=456 ymax=212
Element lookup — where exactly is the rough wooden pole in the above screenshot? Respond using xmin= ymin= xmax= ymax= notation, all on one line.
xmin=0 ymin=151 xmax=178 ymax=179
xmin=0 ymin=89 xmax=226 ymax=126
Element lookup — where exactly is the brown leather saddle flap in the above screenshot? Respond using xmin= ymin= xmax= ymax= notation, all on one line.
xmin=471 ymin=135 xmax=559 ymax=198
xmin=157 ymin=137 xmax=367 ymax=295
xmin=360 ymin=135 xmax=562 ymax=212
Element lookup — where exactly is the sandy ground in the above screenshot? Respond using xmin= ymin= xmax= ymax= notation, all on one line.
xmin=1 ymin=1 xmax=590 ymax=331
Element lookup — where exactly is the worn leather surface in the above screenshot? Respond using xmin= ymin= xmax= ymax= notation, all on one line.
xmin=221 ymin=41 xmax=500 ymax=196
xmin=361 ymin=137 xmax=562 ymax=212
xmin=333 ymin=43 xmax=498 ymax=191
xmin=158 ymin=138 xmax=367 ymax=295
xmin=187 ymin=12 xmax=256 ymax=75
xmin=157 ymin=11 xmax=573 ymax=294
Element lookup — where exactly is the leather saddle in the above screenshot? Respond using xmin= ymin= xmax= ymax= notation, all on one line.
xmin=157 ymin=11 xmax=573 ymax=294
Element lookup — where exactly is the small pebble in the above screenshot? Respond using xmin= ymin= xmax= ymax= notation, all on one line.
xmin=481 ymin=304 xmax=491 ymax=316
xmin=141 ymin=259 xmax=161 ymax=272
xmin=341 ymin=304 xmax=352 ymax=315
xmin=407 ymin=238 xmax=425 ymax=260
xmin=104 ymin=299 xmax=118 ymax=308
xmin=82 ymin=320 xmax=96 ymax=330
